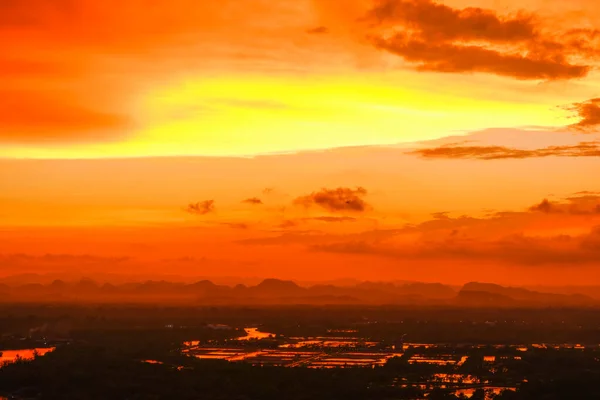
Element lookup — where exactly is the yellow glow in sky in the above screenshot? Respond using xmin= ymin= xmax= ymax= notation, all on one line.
xmin=2 ymin=75 xmax=574 ymax=159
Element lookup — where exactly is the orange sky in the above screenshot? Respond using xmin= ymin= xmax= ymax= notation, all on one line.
xmin=2 ymin=0 xmax=600 ymax=285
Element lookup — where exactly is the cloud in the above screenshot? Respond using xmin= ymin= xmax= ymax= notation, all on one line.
xmin=220 ymin=222 xmax=249 ymax=229
xmin=365 ymin=0 xmax=595 ymax=80
xmin=410 ymin=142 xmax=600 ymax=160
xmin=311 ymin=241 xmax=381 ymax=255
xmin=0 ymin=0 xmax=323 ymax=144
xmin=293 ymin=187 xmax=371 ymax=212
xmin=273 ymin=216 xmax=358 ymax=230
xmin=529 ymin=197 xmax=600 ymax=215
xmin=242 ymin=197 xmax=263 ymax=205
xmin=0 ymin=253 xmax=131 ymax=273
xmin=310 ymin=229 xmax=600 ymax=266
xmin=0 ymin=253 xmax=130 ymax=264
xmin=431 ymin=212 xmax=450 ymax=220
xmin=238 ymin=230 xmax=327 ymax=246
xmin=306 ymin=26 xmax=329 ymax=34
xmin=368 ymin=0 xmax=536 ymax=43
xmin=278 ymin=220 xmax=299 ymax=229
xmin=310 ymin=216 xmax=357 ymax=223
xmin=244 ymin=194 xmax=600 ymax=266
xmin=0 ymin=58 xmax=84 ymax=78
xmin=0 ymin=90 xmax=130 ymax=143
xmin=529 ymin=198 xmax=554 ymax=213
xmin=567 ymin=98 xmax=600 ymax=131
xmin=185 ymin=200 xmax=215 ymax=215
xmin=371 ymin=36 xmax=588 ymax=80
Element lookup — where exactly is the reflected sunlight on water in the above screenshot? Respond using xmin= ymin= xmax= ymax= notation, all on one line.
xmin=142 ymin=359 xmax=164 ymax=365
xmin=236 ymin=328 xmax=276 ymax=341
xmin=0 ymin=348 xmax=55 ymax=366
xmin=454 ymin=387 xmax=516 ymax=399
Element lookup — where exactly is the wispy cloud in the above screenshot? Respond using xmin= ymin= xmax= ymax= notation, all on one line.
xmin=306 ymin=26 xmax=329 ymax=34
xmin=242 ymin=197 xmax=263 ymax=205
xmin=310 ymin=216 xmax=357 ymax=223
xmin=185 ymin=200 xmax=215 ymax=215
xmin=410 ymin=142 xmax=600 ymax=160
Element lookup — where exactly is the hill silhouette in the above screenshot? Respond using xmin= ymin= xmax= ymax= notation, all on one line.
xmin=0 ymin=277 xmax=595 ymax=307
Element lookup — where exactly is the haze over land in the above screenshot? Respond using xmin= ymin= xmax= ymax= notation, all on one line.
xmin=1 ymin=276 xmax=598 ymax=307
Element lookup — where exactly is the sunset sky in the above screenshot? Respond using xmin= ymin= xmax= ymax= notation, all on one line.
xmin=2 ymin=0 xmax=600 ymax=285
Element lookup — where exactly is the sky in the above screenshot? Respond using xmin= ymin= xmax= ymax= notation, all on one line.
xmin=1 ymin=0 xmax=600 ymax=285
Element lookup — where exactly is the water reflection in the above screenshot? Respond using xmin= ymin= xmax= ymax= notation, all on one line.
xmin=0 ymin=348 xmax=55 ymax=366
xmin=454 ymin=387 xmax=516 ymax=399
xmin=236 ymin=327 xmax=275 ymax=341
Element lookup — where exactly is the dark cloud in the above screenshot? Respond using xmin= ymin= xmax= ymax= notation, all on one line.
xmin=431 ymin=212 xmax=450 ymax=220
xmin=306 ymin=26 xmax=329 ymax=34
xmin=529 ymin=198 xmax=554 ymax=213
xmin=410 ymin=142 xmax=600 ymax=160
xmin=185 ymin=200 xmax=215 ymax=215
xmin=567 ymin=98 xmax=600 ymax=131
xmin=242 ymin=197 xmax=263 ymax=205
xmin=368 ymin=0 xmax=535 ymax=43
xmin=365 ymin=0 xmax=595 ymax=80
xmin=262 ymin=188 xmax=275 ymax=195
xmin=529 ymin=197 xmax=600 ymax=215
xmin=293 ymin=187 xmax=371 ymax=212
xmin=371 ymin=35 xmax=588 ymax=80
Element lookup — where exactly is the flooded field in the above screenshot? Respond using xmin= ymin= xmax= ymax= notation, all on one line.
xmin=454 ymin=387 xmax=516 ymax=399
xmin=187 ymin=346 xmax=401 ymax=368
xmin=183 ymin=327 xmax=399 ymax=367
xmin=236 ymin=327 xmax=276 ymax=341
xmin=408 ymin=354 xmax=465 ymax=366
xmin=178 ymin=325 xmax=592 ymax=399
xmin=281 ymin=336 xmax=378 ymax=349
xmin=0 ymin=348 xmax=55 ymax=366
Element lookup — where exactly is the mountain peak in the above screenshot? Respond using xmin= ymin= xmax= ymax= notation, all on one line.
xmin=256 ymin=278 xmax=300 ymax=289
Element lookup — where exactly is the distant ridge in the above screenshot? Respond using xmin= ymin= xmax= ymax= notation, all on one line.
xmin=458 ymin=282 xmax=595 ymax=307
xmin=0 ymin=277 xmax=596 ymax=307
